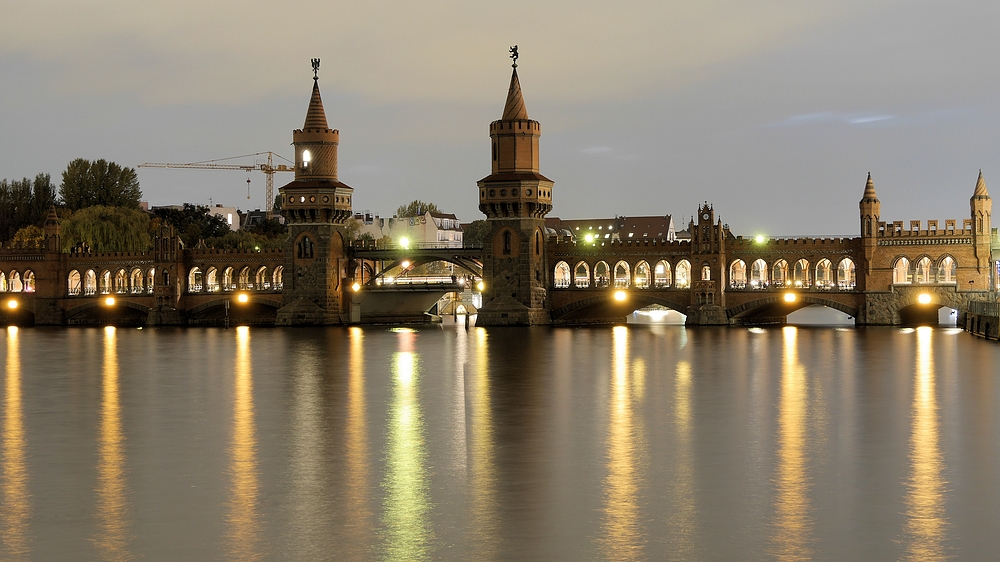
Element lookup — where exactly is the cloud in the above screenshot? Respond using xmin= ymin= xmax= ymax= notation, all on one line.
xmin=769 ymin=112 xmax=896 ymax=127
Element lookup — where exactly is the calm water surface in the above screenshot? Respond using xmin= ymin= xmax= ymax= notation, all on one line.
xmin=0 ymin=322 xmax=998 ymax=560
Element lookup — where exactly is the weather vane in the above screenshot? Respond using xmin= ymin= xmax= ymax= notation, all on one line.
xmin=311 ymin=58 xmax=320 ymax=81
xmin=509 ymin=45 xmax=518 ymax=68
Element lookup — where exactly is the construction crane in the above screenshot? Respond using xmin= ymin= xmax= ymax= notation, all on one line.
xmin=139 ymin=152 xmax=294 ymax=218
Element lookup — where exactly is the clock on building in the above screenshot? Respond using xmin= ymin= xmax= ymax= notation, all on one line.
xmin=702 ymin=213 xmax=710 ymax=220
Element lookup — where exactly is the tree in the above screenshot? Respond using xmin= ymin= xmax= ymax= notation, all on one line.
xmin=0 ymin=174 xmax=57 ymax=241
xmin=12 ymin=225 xmax=44 ymax=248
xmin=396 ymin=200 xmax=440 ymax=218
xmin=60 ymin=158 xmax=142 ymax=210
xmin=152 ymin=203 xmax=231 ymax=248
xmin=205 ymin=230 xmax=285 ymax=250
xmin=249 ymin=217 xmax=287 ymax=239
xmin=60 ymin=205 xmax=151 ymax=252
xmin=463 ymin=219 xmax=491 ymax=247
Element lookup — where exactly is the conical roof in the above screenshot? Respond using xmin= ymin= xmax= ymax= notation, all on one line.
xmin=863 ymin=172 xmax=877 ymax=199
xmin=303 ymin=80 xmax=329 ymax=130
xmin=502 ymin=68 xmax=528 ymax=120
xmin=974 ymin=169 xmax=989 ymax=197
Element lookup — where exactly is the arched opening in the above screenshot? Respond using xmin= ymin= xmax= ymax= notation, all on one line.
xmin=114 ymin=269 xmax=128 ymax=294
xmin=84 ymin=270 xmax=97 ymax=296
xmin=772 ymin=260 xmax=788 ymax=287
xmin=937 ymin=256 xmax=956 ymax=284
xmin=787 ymin=305 xmax=855 ymax=326
xmin=837 ymin=258 xmax=856 ymax=290
xmin=272 ymin=266 xmax=284 ymax=290
xmin=255 ymin=266 xmax=270 ymax=290
xmin=628 ymin=304 xmax=687 ymax=325
xmin=238 ymin=267 xmax=251 ymax=290
xmin=68 ymin=270 xmax=82 ymax=296
xmin=99 ymin=270 xmax=112 ymax=294
xmin=814 ymin=259 xmax=833 ymax=289
xmin=223 ymin=267 xmax=235 ymax=291
xmin=146 ymin=268 xmax=155 ymax=294
xmin=0 ymin=272 xmax=6 ymax=292
xmin=553 ymin=261 xmax=571 ymax=288
xmin=574 ymin=261 xmax=590 ymax=288
xmin=729 ymin=259 xmax=747 ymax=289
xmin=914 ymin=257 xmax=932 ymax=284
xmin=634 ymin=261 xmax=650 ymax=289
xmin=205 ymin=267 xmax=219 ymax=292
xmin=701 ymin=264 xmax=711 ymax=281
xmin=654 ymin=260 xmax=671 ymax=288
xmin=750 ymin=259 xmax=768 ymax=288
xmin=130 ymin=268 xmax=144 ymax=294
xmin=22 ymin=270 xmax=35 ymax=293
xmin=595 ymin=261 xmax=610 ymax=288
xmin=792 ymin=259 xmax=810 ymax=288
xmin=9 ymin=271 xmax=22 ymax=292
xmin=614 ymin=260 xmax=631 ymax=288
xmin=188 ymin=267 xmax=203 ymax=293
xmin=675 ymin=260 xmax=691 ymax=289
xmin=893 ymin=257 xmax=911 ymax=284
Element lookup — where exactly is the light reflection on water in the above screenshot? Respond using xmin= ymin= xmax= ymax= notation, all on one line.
xmin=0 ymin=324 xmax=997 ymax=559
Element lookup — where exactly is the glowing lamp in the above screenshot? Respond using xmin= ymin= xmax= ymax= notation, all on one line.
xmin=918 ymin=293 xmax=932 ymax=305
xmin=400 ymin=237 xmax=410 ymax=249
xmin=104 ymin=297 xmax=116 ymax=306
xmin=236 ymin=293 xmax=249 ymax=304
xmin=784 ymin=293 xmax=797 ymax=303
xmin=352 ymin=282 xmax=361 ymax=292
xmin=755 ymin=235 xmax=765 ymax=244
xmin=614 ymin=290 xmax=627 ymax=302
xmin=401 ymin=260 xmax=411 ymax=269
xmin=476 ymin=281 xmax=485 ymax=292
xmin=585 ymin=234 xmax=595 ymax=243
xmin=6 ymin=300 xmax=17 ymax=310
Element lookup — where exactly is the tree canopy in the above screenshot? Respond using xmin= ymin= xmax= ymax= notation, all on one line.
xmin=0 ymin=174 xmax=57 ymax=241
xmin=151 ymin=203 xmax=231 ymax=247
xmin=396 ymin=200 xmax=440 ymax=218
xmin=462 ymin=219 xmax=490 ymax=247
xmin=60 ymin=206 xmax=151 ymax=252
xmin=60 ymin=159 xmax=142 ymax=210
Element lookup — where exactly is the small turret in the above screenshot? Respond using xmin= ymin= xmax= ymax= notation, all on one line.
xmin=971 ymin=169 xmax=992 ymax=272
xmin=859 ymin=172 xmax=880 ymax=237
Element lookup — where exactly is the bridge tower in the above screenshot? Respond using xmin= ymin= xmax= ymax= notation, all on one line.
xmin=476 ymin=48 xmax=554 ymax=325
xmin=276 ymin=59 xmax=355 ymax=325
xmin=685 ymin=203 xmax=729 ymax=325
xmin=971 ymin=170 xmax=992 ymax=280
xmin=859 ymin=172 xmax=880 ymax=281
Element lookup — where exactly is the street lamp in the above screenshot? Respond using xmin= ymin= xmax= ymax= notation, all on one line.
xmin=6 ymin=300 xmax=16 ymax=310
xmin=784 ymin=293 xmax=797 ymax=303
xmin=614 ymin=290 xmax=627 ymax=302
xmin=918 ymin=293 xmax=932 ymax=304
xmin=104 ymin=296 xmax=116 ymax=306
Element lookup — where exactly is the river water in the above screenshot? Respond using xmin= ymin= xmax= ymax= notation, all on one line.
xmin=0 ymin=321 xmax=998 ymax=561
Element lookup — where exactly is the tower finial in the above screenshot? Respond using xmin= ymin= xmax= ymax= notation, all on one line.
xmin=509 ymin=45 xmax=518 ymax=68
xmin=311 ymin=58 xmax=320 ymax=81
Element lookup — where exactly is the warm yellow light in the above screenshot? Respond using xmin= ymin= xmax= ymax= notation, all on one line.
xmin=918 ymin=293 xmax=932 ymax=304
xmin=755 ymin=235 xmax=765 ymax=243
xmin=6 ymin=300 xmax=16 ymax=310
xmin=476 ymin=281 xmax=485 ymax=292
xmin=352 ymin=282 xmax=361 ymax=292
xmin=104 ymin=297 xmax=116 ymax=306
xmin=614 ymin=290 xmax=627 ymax=302
xmin=585 ymin=234 xmax=595 ymax=243
xmin=401 ymin=260 xmax=411 ymax=269
xmin=784 ymin=293 xmax=797 ymax=303
xmin=399 ymin=237 xmax=410 ymax=249
xmin=236 ymin=293 xmax=249 ymax=303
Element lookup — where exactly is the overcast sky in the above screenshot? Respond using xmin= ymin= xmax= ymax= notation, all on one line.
xmin=2 ymin=1 xmax=999 ymax=235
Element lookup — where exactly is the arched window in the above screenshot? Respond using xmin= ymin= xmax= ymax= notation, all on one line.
xmin=675 ymin=260 xmax=691 ymax=288
xmin=914 ymin=257 xmax=932 ymax=284
xmin=614 ymin=260 xmax=631 ymax=288
xmin=8 ymin=271 xmax=22 ymax=292
xmin=535 ymin=231 xmax=540 ymax=255
xmin=297 ymin=236 xmax=314 ymax=259
xmin=837 ymin=258 xmax=856 ymax=289
xmin=99 ymin=270 xmax=112 ymax=294
xmin=114 ymin=269 xmax=128 ymax=294
xmin=238 ymin=266 xmax=251 ymax=290
xmin=84 ymin=270 xmax=97 ymax=296
xmin=503 ymin=231 xmax=512 ymax=256
xmin=772 ymin=260 xmax=788 ymax=287
xmin=792 ymin=259 xmax=810 ymax=287
xmin=937 ymin=256 xmax=956 ymax=284
xmin=188 ymin=267 xmax=203 ymax=293
xmin=68 ymin=270 xmax=82 ymax=296
xmin=893 ymin=257 xmax=911 ymax=284
xmin=553 ymin=261 xmax=571 ymax=288
xmin=130 ymin=268 xmax=144 ymax=294
xmin=205 ymin=267 xmax=219 ymax=292
xmin=574 ymin=261 xmax=590 ymax=288
xmin=22 ymin=270 xmax=35 ymax=293
xmin=255 ymin=266 xmax=270 ymax=290
xmin=0 ymin=271 xmax=6 ymax=292
xmin=815 ymin=259 xmax=833 ymax=289
xmin=223 ymin=267 xmax=235 ymax=291
xmin=272 ymin=266 xmax=284 ymax=290
xmin=654 ymin=260 xmax=671 ymax=288
xmin=701 ymin=264 xmax=711 ymax=281
xmin=594 ymin=261 xmax=610 ymax=288
xmin=146 ymin=268 xmax=155 ymax=294
xmin=161 ymin=269 xmax=169 ymax=287
xmin=634 ymin=261 xmax=650 ymax=289
xmin=750 ymin=259 xmax=768 ymax=288
xmin=729 ymin=260 xmax=747 ymax=289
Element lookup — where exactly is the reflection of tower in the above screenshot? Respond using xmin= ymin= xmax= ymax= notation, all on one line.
xmin=859 ymin=173 xmax=880 ymax=280
xmin=276 ymin=59 xmax=355 ymax=325
xmin=477 ymin=49 xmax=554 ymax=325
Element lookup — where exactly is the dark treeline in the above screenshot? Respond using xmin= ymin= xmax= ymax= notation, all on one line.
xmin=0 ymin=174 xmax=57 ymax=242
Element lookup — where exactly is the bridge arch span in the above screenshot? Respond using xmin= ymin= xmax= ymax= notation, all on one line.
xmin=551 ymin=291 xmax=690 ymax=323
xmin=186 ymin=296 xmax=282 ymax=317
xmin=727 ymin=295 xmax=859 ymax=320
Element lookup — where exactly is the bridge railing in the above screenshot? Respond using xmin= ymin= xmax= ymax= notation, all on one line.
xmin=969 ymin=300 xmax=1000 ymax=316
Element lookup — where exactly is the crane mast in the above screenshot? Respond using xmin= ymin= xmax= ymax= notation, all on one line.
xmin=139 ymin=152 xmax=293 ymax=218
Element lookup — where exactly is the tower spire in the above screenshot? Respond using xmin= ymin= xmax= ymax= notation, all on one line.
xmin=304 ymin=59 xmax=329 ymax=130
xmin=863 ymin=172 xmax=877 ymax=200
xmin=502 ymin=46 xmax=528 ymax=121
xmin=974 ymin=169 xmax=989 ymax=197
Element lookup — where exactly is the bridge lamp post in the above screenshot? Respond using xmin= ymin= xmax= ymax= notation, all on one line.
xmin=784 ymin=293 xmax=797 ymax=303
xmin=917 ymin=293 xmax=932 ymax=305
xmin=755 ymin=235 xmax=766 ymax=244
xmin=614 ymin=290 xmax=627 ymax=302
xmin=400 ymin=237 xmax=410 ymax=250
xmin=585 ymin=233 xmax=595 ymax=244
xmin=352 ymin=282 xmax=361 ymax=292
xmin=476 ymin=281 xmax=485 ymax=292
xmin=6 ymin=299 xmax=17 ymax=310
xmin=104 ymin=296 xmax=116 ymax=306
xmin=236 ymin=293 xmax=250 ymax=304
